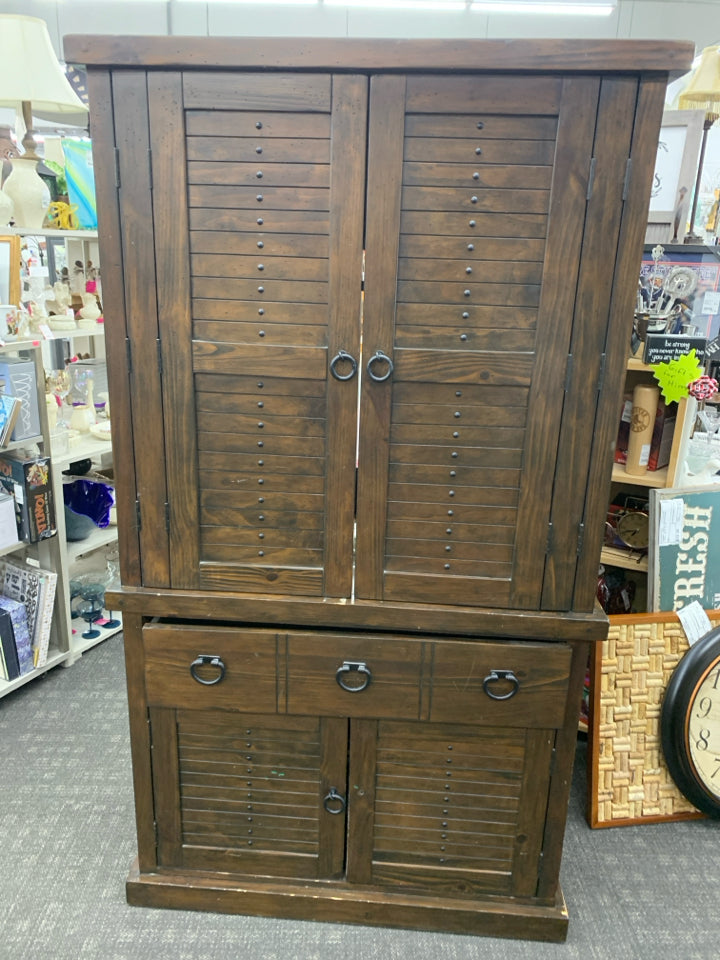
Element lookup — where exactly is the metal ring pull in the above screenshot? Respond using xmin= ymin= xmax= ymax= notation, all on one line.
xmin=323 ymin=788 xmax=346 ymax=815
xmin=482 ymin=669 xmax=520 ymax=701
xmin=366 ymin=350 xmax=394 ymax=382
xmin=329 ymin=349 xmax=358 ymax=381
xmin=336 ymin=660 xmax=372 ymax=692
xmin=189 ymin=655 xmax=226 ymax=686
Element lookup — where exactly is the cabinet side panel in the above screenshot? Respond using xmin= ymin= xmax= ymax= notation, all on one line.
xmin=112 ymin=70 xmax=171 ymax=587
xmin=86 ymin=68 xmax=141 ymax=585
xmin=148 ymin=72 xmax=200 ymax=589
xmin=541 ymin=77 xmax=639 ymax=611
xmin=573 ymin=77 xmax=669 ymax=612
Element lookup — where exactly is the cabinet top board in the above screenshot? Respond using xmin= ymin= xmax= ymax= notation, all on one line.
xmin=63 ymin=36 xmax=694 ymax=76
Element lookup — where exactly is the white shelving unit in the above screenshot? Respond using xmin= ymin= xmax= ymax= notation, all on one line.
xmin=0 ymin=230 xmax=118 ymax=701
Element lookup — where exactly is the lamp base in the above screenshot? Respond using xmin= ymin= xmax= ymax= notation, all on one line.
xmin=3 ymin=156 xmax=50 ymax=230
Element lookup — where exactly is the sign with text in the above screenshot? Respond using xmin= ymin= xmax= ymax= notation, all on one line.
xmin=643 ymin=334 xmax=707 ymax=365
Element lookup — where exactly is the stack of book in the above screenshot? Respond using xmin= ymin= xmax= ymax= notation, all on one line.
xmin=0 ymin=559 xmax=58 ymax=679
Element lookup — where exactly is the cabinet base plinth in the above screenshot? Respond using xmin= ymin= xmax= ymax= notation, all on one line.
xmin=126 ymin=860 xmax=569 ymax=942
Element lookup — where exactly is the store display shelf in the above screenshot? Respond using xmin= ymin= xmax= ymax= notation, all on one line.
xmin=67 ymin=525 xmax=118 ymax=564
xmin=611 ymin=463 xmax=668 ymax=487
xmin=2 ymin=434 xmax=44 ymax=452
xmin=71 ymin=614 xmax=123 ymax=655
xmin=600 ymin=546 xmax=649 ymax=573
xmin=0 ymin=540 xmax=26 ymax=560
xmin=4 ymin=226 xmax=99 ymax=240
xmin=53 ymin=435 xmax=113 ymax=472
xmin=0 ymin=647 xmax=72 ymax=696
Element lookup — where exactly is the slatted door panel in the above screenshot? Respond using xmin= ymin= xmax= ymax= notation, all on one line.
xmin=150 ymin=72 xmax=367 ymax=597
xmin=348 ymin=719 xmax=554 ymax=898
xmin=356 ymin=75 xmax=600 ymax=607
xmin=150 ymin=708 xmax=347 ymax=880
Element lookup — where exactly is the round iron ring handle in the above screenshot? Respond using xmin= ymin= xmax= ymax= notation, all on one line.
xmin=482 ymin=669 xmax=520 ymax=701
xmin=329 ymin=349 xmax=358 ymax=381
xmin=323 ymin=788 xmax=347 ymax=815
xmin=336 ymin=660 xmax=372 ymax=692
xmin=366 ymin=350 xmax=394 ymax=382
xmin=189 ymin=655 xmax=226 ymax=686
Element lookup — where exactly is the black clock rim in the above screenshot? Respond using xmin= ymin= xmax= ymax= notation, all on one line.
xmin=661 ymin=625 xmax=720 ymax=819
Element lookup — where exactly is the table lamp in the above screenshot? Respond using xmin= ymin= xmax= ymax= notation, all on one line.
xmin=678 ymin=45 xmax=720 ymax=242
xmin=0 ymin=15 xmax=88 ymax=230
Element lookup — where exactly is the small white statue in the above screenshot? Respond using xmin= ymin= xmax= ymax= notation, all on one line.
xmin=77 ymin=292 xmax=102 ymax=328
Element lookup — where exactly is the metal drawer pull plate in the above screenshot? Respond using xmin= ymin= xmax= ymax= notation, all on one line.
xmin=482 ymin=669 xmax=520 ymax=700
xmin=366 ymin=350 xmax=394 ymax=382
xmin=329 ymin=349 xmax=358 ymax=381
xmin=323 ymin=788 xmax=346 ymax=815
xmin=189 ymin=655 xmax=226 ymax=686
xmin=336 ymin=660 xmax=372 ymax=692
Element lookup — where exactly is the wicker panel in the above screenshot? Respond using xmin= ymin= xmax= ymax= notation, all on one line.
xmin=588 ymin=611 xmax=720 ymax=827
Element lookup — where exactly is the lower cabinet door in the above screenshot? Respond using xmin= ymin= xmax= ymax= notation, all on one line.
xmin=149 ymin=707 xmax=348 ymax=880
xmin=346 ymin=718 xmax=555 ymax=899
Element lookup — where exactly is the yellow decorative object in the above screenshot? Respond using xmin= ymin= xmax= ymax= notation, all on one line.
xmin=45 ymin=201 xmax=79 ymax=231
xmin=651 ymin=348 xmax=703 ymax=403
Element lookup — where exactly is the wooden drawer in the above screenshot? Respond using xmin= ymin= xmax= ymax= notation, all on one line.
xmin=430 ymin=639 xmax=572 ymax=728
xmin=143 ymin=622 xmax=277 ymax=713
xmin=286 ymin=632 xmax=424 ymax=720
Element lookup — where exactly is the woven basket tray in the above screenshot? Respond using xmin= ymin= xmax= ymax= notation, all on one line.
xmin=587 ymin=610 xmax=720 ymax=828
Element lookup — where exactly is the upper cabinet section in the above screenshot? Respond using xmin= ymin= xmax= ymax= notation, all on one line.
xmin=71 ymin=39 xmax=694 ymax=615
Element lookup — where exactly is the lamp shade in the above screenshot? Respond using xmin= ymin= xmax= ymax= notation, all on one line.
xmin=679 ymin=45 xmax=720 ymax=116
xmin=0 ymin=15 xmax=87 ymax=119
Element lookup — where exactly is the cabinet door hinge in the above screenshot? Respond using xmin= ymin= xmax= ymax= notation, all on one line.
xmin=148 ymin=148 xmax=153 ymax=190
xmin=549 ymin=745 xmax=558 ymax=778
xmin=586 ymin=157 xmax=597 ymax=201
xmin=546 ymin=521 xmax=554 ymax=554
xmin=126 ymin=337 xmax=132 ymax=377
xmin=165 ymin=501 xmax=170 ymax=534
xmin=564 ymin=354 xmax=574 ymax=394
xmin=114 ymin=147 xmax=121 ymax=189
xmin=597 ymin=352 xmax=607 ymax=394
xmin=622 ymin=158 xmax=633 ymax=201
xmin=576 ymin=522 xmax=586 ymax=556
xmin=135 ymin=498 xmax=142 ymax=532
xmin=156 ymin=338 xmax=163 ymax=377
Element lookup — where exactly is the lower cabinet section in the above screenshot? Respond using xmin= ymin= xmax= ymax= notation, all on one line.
xmin=128 ymin=618 xmax=586 ymax=941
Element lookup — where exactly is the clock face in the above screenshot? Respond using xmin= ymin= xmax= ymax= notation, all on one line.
xmin=687 ymin=657 xmax=720 ymax=800
xmin=662 ymin=627 xmax=720 ymax=818
xmin=615 ymin=510 xmax=650 ymax=549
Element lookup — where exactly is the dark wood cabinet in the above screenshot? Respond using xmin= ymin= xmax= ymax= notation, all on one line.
xmin=66 ymin=36 xmax=693 ymax=941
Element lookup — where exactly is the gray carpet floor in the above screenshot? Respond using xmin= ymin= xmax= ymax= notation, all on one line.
xmin=1 ymin=633 xmax=718 ymax=960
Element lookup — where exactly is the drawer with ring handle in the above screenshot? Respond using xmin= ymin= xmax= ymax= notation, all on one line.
xmin=430 ymin=639 xmax=572 ymax=728
xmin=287 ymin=633 xmax=423 ymax=719
xmin=143 ymin=623 xmax=278 ymax=713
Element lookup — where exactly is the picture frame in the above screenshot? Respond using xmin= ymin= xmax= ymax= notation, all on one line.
xmin=639 ymin=242 xmax=720 ymax=341
xmin=646 ymin=109 xmax=705 ymax=245
xmin=0 ymin=235 xmax=21 ymax=306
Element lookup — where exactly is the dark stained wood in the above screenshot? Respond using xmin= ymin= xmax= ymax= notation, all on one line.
xmin=510 ymin=729 xmax=555 ymax=897
xmin=541 ymin=77 xmax=638 ymax=611
xmin=573 ymin=76 xmax=669 ymax=611
xmin=355 ymin=74 xmax=406 ymax=600
xmin=85 ymin=69 xmax=141 ymax=586
xmin=82 ymin=40 xmax=685 ymax=941
xmin=183 ymin=73 xmax=331 ymax=111
xmin=149 ymin=707 xmax=183 ymax=867
xmin=323 ymin=75 xmax=368 ymax=597
xmin=508 ymin=76 xmax=600 ymax=609
xmin=112 ymin=70 xmax=170 ymax=587
xmin=67 ymin=35 xmax=693 ymax=75
xmin=148 ymin=71 xmax=200 ymax=589
xmin=405 ymin=75 xmax=562 ymax=114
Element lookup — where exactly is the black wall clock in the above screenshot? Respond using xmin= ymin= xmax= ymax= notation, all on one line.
xmin=661 ymin=625 xmax=720 ymax=818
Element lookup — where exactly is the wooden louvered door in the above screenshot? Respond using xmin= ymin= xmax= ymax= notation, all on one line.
xmin=355 ymin=74 xmax=602 ymax=608
xmin=346 ymin=719 xmax=555 ymax=899
xmin=149 ymin=708 xmax=348 ymax=880
xmin=147 ymin=71 xmax=367 ymax=597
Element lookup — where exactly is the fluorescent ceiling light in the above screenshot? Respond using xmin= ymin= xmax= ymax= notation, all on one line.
xmin=471 ymin=1 xmax=615 ymax=14
xmin=325 ymin=1 xmax=467 ymax=8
